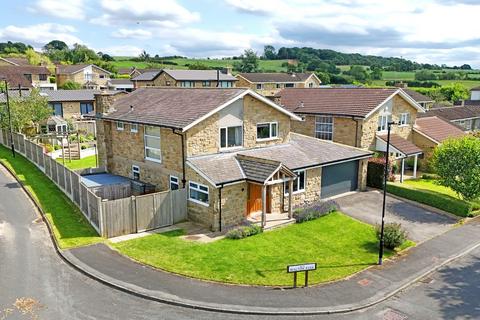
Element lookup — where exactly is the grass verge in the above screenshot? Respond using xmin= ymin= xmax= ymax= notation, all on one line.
xmin=112 ymin=212 xmax=398 ymax=286
xmin=0 ymin=146 xmax=102 ymax=249
xmin=56 ymin=155 xmax=97 ymax=170
xmin=387 ymin=179 xmax=480 ymax=217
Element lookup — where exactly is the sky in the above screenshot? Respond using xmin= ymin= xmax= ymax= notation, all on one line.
xmin=1 ymin=0 xmax=479 ymax=67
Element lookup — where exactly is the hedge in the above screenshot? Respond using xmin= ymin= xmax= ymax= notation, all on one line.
xmin=386 ymin=183 xmax=472 ymax=217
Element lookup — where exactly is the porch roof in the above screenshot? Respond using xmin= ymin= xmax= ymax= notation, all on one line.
xmin=187 ymin=133 xmax=373 ymax=186
xmin=376 ymin=134 xmax=423 ymax=157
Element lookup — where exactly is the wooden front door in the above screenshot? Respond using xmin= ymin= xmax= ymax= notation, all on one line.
xmin=246 ymin=184 xmax=270 ymax=216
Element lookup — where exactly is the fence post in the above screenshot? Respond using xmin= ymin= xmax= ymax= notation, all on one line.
xmin=132 ymin=196 xmax=138 ymax=233
xmin=86 ymin=186 xmax=91 ymax=221
xmin=97 ymin=197 xmax=104 ymax=237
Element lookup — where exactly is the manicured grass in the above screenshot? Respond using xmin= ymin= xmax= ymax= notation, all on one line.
xmin=0 ymin=146 xmax=102 ymax=248
xmin=56 ymin=155 xmax=97 ymax=170
xmin=387 ymin=179 xmax=480 ymax=217
xmin=112 ymin=212 xmax=394 ymax=286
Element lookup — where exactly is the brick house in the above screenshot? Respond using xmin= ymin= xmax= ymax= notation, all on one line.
xmin=132 ymin=69 xmax=237 ymax=89
xmin=92 ymin=88 xmax=372 ymax=231
xmin=0 ymin=65 xmax=54 ymax=90
xmin=276 ymin=88 xmax=427 ymax=181
xmin=235 ymin=72 xmax=322 ymax=97
xmin=56 ymin=64 xmax=111 ymax=90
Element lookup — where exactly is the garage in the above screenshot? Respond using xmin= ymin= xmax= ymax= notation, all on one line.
xmin=321 ymin=160 xmax=359 ymax=198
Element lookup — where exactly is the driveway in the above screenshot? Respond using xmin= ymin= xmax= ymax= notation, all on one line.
xmin=335 ymin=190 xmax=457 ymax=243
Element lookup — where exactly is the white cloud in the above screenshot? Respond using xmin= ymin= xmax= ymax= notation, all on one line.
xmin=0 ymin=23 xmax=82 ymax=47
xmin=91 ymin=0 xmax=200 ymax=27
xmin=29 ymin=0 xmax=86 ymax=20
xmin=112 ymin=28 xmax=152 ymax=40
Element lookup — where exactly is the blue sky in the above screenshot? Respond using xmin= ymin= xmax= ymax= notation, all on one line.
xmin=1 ymin=0 xmax=479 ymax=67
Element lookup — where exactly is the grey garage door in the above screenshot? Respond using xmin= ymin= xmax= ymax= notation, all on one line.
xmin=321 ymin=161 xmax=359 ymax=198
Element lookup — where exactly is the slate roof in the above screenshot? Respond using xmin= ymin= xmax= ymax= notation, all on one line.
xmin=414 ymin=116 xmax=465 ymax=143
xmin=377 ymin=134 xmax=423 ymax=156
xmin=0 ymin=89 xmax=122 ymax=103
xmin=470 ymin=86 xmax=480 ymax=91
xmin=403 ymin=89 xmax=434 ymax=103
xmin=108 ymin=79 xmax=133 ymax=85
xmin=278 ymin=87 xmax=400 ymax=118
xmin=163 ymin=69 xmax=237 ymax=81
xmin=236 ymin=156 xmax=282 ymax=183
xmin=187 ymin=133 xmax=373 ymax=185
xmin=238 ymin=72 xmax=314 ymax=83
xmin=0 ymin=57 xmax=30 ymax=66
xmin=131 ymin=71 xmax=160 ymax=81
xmin=420 ymin=105 xmax=480 ymax=121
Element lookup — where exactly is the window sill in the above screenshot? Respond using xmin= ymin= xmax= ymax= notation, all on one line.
xmin=256 ymin=137 xmax=279 ymax=142
xmin=284 ymin=189 xmax=305 ymax=196
xmin=145 ymin=157 xmax=162 ymax=164
xmin=219 ymin=146 xmax=243 ymax=152
xmin=188 ymin=198 xmax=209 ymax=207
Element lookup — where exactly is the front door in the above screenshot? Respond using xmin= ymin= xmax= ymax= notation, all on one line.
xmin=246 ymin=184 xmax=270 ymax=216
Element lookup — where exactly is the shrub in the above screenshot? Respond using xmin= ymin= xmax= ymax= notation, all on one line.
xmin=376 ymin=222 xmax=407 ymax=249
xmin=225 ymin=224 xmax=263 ymax=240
xmin=80 ymin=144 xmax=87 ymax=150
xmin=44 ymin=143 xmax=54 ymax=153
xmin=85 ymin=133 xmax=95 ymax=141
xmin=53 ymin=144 xmax=61 ymax=150
xmin=293 ymin=200 xmax=338 ymax=223
xmin=367 ymin=157 xmax=395 ymax=188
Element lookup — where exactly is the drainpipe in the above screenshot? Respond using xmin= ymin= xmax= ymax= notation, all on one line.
xmin=172 ymin=129 xmax=186 ymax=188
xmin=353 ymin=117 xmax=360 ymax=148
xmin=218 ymin=184 xmax=223 ymax=232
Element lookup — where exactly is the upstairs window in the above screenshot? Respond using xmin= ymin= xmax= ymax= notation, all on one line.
xmin=84 ymin=73 xmax=93 ymax=81
xmin=132 ymin=165 xmax=140 ymax=180
xmin=130 ymin=123 xmax=138 ymax=133
xmin=377 ymin=114 xmax=392 ymax=132
xmin=256 ymin=84 xmax=263 ymax=90
xmin=116 ymin=121 xmax=124 ymax=131
xmin=24 ymin=73 xmax=32 ymax=82
xmin=285 ymin=83 xmax=294 ymax=88
xmin=399 ymin=113 xmax=410 ymax=126
xmin=52 ymin=103 xmax=63 ymax=117
xmin=80 ymin=103 xmax=94 ymax=115
xmin=170 ymin=176 xmax=179 ymax=190
xmin=220 ymin=81 xmax=233 ymax=88
xmin=257 ymin=122 xmax=278 ymax=140
xmin=315 ymin=116 xmax=333 ymax=141
xmin=220 ymin=126 xmax=243 ymax=149
xmin=144 ymin=126 xmax=161 ymax=162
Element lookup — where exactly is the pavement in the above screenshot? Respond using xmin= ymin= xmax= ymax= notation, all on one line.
xmin=336 ymin=190 xmax=458 ymax=243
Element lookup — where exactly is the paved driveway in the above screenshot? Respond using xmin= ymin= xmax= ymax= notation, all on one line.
xmin=335 ymin=190 xmax=457 ymax=243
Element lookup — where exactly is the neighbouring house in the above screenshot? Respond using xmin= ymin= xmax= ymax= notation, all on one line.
xmin=0 ymin=66 xmax=55 ymax=90
xmin=108 ymin=79 xmax=134 ymax=92
xmin=0 ymin=57 xmax=30 ymax=66
xmin=91 ymin=87 xmax=372 ymax=231
xmin=117 ymin=67 xmax=142 ymax=78
xmin=131 ymin=69 xmax=237 ymax=89
xmin=403 ymin=89 xmax=435 ymax=110
xmin=420 ymin=105 xmax=480 ymax=132
xmin=276 ymin=88 xmax=427 ymax=181
xmin=235 ymin=72 xmax=322 ymax=97
xmin=56 ymin=64 xmax=111 ymax=90
xmin=413 ymin=116 xmax=465 ymax=169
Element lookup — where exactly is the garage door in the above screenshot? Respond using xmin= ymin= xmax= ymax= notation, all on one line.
xmin=321 ymin=161 xmax=359 ymax=198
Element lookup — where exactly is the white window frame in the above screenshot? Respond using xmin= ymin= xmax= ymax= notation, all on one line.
xmin=144 ymin=126 xmax=162 ymax=163
xmin=256 ymin=122 xmax=278 ymax=141
xmin=188 ymin=181 xmax=209 ymax=206
xmin=315 ymin=116 xmax=334 ymax=141
xmin=220 ymin=81 xmax=232 ymax=88
xmin=219 ymin=125 xmax=243 ymax=150
xmin=132 ymin=165 xmax=140 ymax=180
xmin=284 ymin=170 xmax=306 ymax=195
xmin=116 ymin=121 xmax=124 ymax=131
xmin=399 ymin=113 xmax=410 ymax=126
xmin=377 ymin=114 xmax=392 ymax=132
xmin=180 ymin=81 xmax=195 ymax=88
xmin=170 ymin=175 xmax=179 ymax=190
xmin=130 ymin=123 xmax=138 ymax=133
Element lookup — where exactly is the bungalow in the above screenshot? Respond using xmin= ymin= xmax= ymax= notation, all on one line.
xmin=235 ymin=72 xmax=322 ymax=97
xmin=56 ymin=64 xmax=111 ymax=90
xmin=0 ymin=65 xmax=55 ymax=90
xmin=420 ymin=105 xmax=480 ymax=132
xmin=91 ymin=88 xmax=372 ymax=231
xmin=131 ymin=69 xmax=237 ymax=89
xmin=107 ymin=79 xmax=134 ymax=92
xmin=276 ymin=88 xmax=426 ymax=180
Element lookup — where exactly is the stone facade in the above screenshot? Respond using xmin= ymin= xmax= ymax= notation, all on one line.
xmin=412 ymin=131 xmax=437 ymax=170
xmin=57 ymin=65 xmax=110 ymax=89
xmin=135 ymin=71 xmax=236 ymax=89
xmin=236 ymin=74 xmax=321 ymax=97
xmin=357 ymin=159 xmax=368 ymax=191
xmin=53 ymin=101 xmax=95 ymax=119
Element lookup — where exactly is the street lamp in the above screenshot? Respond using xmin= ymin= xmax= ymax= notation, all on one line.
xmin=378 ymin=121 xmax=397 ymax=265
xmin=1 ymin=79 xmax=15 ymax=157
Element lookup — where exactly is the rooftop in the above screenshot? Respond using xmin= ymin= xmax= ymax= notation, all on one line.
xmin=377 ymin=134 xmax=423 ymax=156
xmin=56 ymin=64 xmax=112 ymax=75
xmin=0 ymin=89 xmax=122 ymax=103
xmin=131 ymin=69 xmax=236 ymax=82
xmin=238 ymin=72 xmax=314 ymax=83
xmin=421 ymin=105 xmax=480 ymax=121
xmin=414 ymin=116 xmax=465 ymax=143
xmin=403 ymin=88 xmax=434 ymax=103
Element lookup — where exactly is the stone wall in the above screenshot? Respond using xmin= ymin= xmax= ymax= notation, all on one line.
xmin=412 ymin=130 xmax=437 ymax=170
xmin=357 ymin=159 xmax=368 ymax=191
xmin=186 ymin=113 xmax=219 ymax=156
xmin=186 ymin=165 xmax=217 ymax=229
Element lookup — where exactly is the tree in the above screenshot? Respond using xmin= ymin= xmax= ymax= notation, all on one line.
xmin=432 ymin=136 xmax=480 ymax=201
xmin=344 ymin=65 xmax=368 ymax=82
xmin=139 ymin=50 xmax=150 ymax=62
xmin=314 ymin=71 xmax=330 ymax=84
xmin=187 ymin=61 xmax=211 ymax=70
xmin=44 ymin=40 xmax=68 ymax=52
xmin=25 ymin=48 xmax=54 ymax=70
xmin=100 ymin=53 xmax=114 ymax=62
xmin=414 ymin=70 xmax=437 ymax=81
xmin=235 ymin=49 xmax=259 ymax=73
xmin=439 ymin=83 xmax=469 ymax=103
xmin=370 ymin=66 xmax=383 ymax=80
xmin=59 ymin=81 xmax=82 ymax=90
xmin=263 ymin=45 xmax=276 ymax=60
xmin=69 ymin=44 xmax=99 ymax=63
xmin=0 ymin=89 xmax=51 ymax=132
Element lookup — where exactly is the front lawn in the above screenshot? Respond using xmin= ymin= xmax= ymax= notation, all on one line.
xmin=112 ymin=212 xmax=395 ymax=286
xmin=387 ymin=178 xmax=480 ymax=217
xmin=56 ymin=155 xmax=97 ymax=170
xmin=0 ymin=146 xmax=102 ymax=248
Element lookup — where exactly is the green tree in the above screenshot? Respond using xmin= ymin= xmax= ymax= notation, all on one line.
xmin=432 ymin=136 xmax=480 ymax=201
xmin=0 ymin=89 xmax=51 ymax=132
xmin=439 ymin=83 xmax=469 ymax=103
xmin=69 ymin=44 xmax=99 ymax=63
xmin=139 ymin=50 xmax=150 ymax=62
xmin=314 ymin=71 xmax=330 ymax=84
xmin=414 ymin=70 xmax=437 ymax=81
xmin=187 ymin=61 xmax=211 ymax=70
xmin=235 ymin=49 xmax=259 ymax=73
xmin=263 ymin=45 xmax=276 ymax=59
xmin=25 ymin=48 xmax=54 ymax=71
xmin=44 ymin=40 xmax=68 ymax=52
xmin=370 ymin=66 xmax=383 ymax=80
xmin=60 ymin=81 xmax=82 ymax=90
xmin=345 ymin=65 xmax=368 ymax=82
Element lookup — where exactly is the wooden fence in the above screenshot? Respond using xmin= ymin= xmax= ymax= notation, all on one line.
xmin=0 ymin=128 xmax=187 ymax=238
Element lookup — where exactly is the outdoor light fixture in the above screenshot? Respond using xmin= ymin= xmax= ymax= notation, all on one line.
xmin=378 ymin=121 xmax=397 ymax=265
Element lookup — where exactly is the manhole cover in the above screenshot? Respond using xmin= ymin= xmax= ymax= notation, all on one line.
xmin=383 ymin=308 xmax=408 ymax=320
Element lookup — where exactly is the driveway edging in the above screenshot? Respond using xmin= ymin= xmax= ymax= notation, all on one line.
xmin=3 ymin=161 xmax=480 ymax=316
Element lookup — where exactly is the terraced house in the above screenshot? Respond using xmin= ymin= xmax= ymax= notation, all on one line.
xmin=276 ymin=88 xmax=427 ymax=181
xmin=92 ymin=88 xmax=371 ymax=231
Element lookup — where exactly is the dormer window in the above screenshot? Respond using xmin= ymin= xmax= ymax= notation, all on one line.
xmin=220 ymin=126 xmax=243 ymax=149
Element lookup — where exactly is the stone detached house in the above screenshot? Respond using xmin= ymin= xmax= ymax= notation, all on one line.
xmin=132 ymin=69 xmax=237 ymax=89
xmin=92 ymin=88 xmax=371 ymax=231
xmin=235 ymin=72 xmax=322 ymax=97
xmin=276 ymin=88 xmax=427 ymax=181
xmin=56 ymin=64 xmax=111 ymax=90
xmin=0 ymin=65 xmax=55 ymax=90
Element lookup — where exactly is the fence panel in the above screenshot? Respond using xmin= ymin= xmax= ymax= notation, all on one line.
xmin=50 ymin=157 xmax=58 ymax=184
xmin=31 ymin=141 xmax=38 ymax=164
xmin=0 ymin=129 xmax=3 ymax=145
xmin=65 ymin=169 xmax=72 ymax=195
xmin=88 ymin=190 xmax=100 ymax=229
xmin=57 ymin=162 xmax=65 ymax=190
xmin=79 ymin=183 xmax=89 ymax=217
xmin=13 ymin=133 xmax=19 ymax=152
xmin=171 ymin=188 xmax=188 ymax=223
xmin=44 ymin=154 xmax=51 ymax=178
xmin=18 ymin=134 xmax=25 ymax=154
xmin=102 ymin=198 xmax=135 ymax=238
xmin=24 ymin=140 xmax=31 ymax=160
xmin=36 ymin=145 xmax=44 ymax=169
xmin=135 ymin=195 xmax=155 ymax=232
xmin=72 ymin=173 xmax=80 ymax=205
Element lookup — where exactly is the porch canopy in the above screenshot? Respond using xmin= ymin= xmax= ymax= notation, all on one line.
xmin=376 ymin=133 xmax=423 ymax=182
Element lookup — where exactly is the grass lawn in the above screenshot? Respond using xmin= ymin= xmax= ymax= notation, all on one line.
xmin=56 ymin=155 xmax=97 ymax=170
xmin=388 ymin=178 xmax=480 ymax=217
xmin=112 ymin=212 xmax=396 ymax=286
xmin=0 ymin=146 xmax=102 ymax=249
